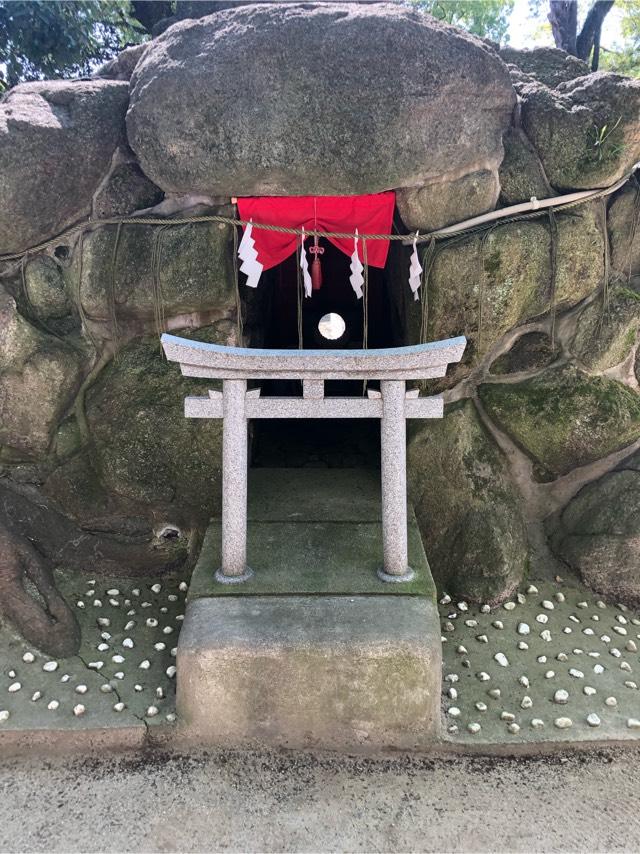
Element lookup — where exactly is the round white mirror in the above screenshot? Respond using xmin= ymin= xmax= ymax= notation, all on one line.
xmin=318 ymin=312 xmax=346 ymax=341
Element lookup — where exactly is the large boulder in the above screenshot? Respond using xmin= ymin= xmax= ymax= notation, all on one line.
xmin=520 ymin=73 xmax=640 ymax=191
xmin=479 ymin=365 xmax=640 ymax=481
xmin=498 ymin=126 xmax=552 ymax=205
xmin=127 ymin=2 xmax=515 ymax=229
xmin=0 ymin=289 xmax=84 ymax=458
xmin=396 ymin=201 xmax=604 ymax=385
xmin=408 ymin=399 xmax=528 ymax=604
xmin=78 ymin=217 xmax=236 ymax=327
xmin=0 ymin=79 xmax=129 ymax=254
xmin=549 ymin=449 xmax=640 ymax=604
xmin=499 ymin=46 xmax=589 ymax=88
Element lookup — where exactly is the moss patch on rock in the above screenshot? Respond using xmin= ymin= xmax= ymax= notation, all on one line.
xmin=85 ymin=323 xmax=231 ymax=518
xmin=479 ymin=365 xmax=640 ymax=480
xmin=490 ymin=331 xmax=560 ymax=375
xmin=572 ymin=284 xmax=640 ymax=372
xmin=407 ymin=399 xmax=528 ymax=604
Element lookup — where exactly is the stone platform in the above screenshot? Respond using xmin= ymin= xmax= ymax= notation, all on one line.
xmin=176 ymin=467 xmax=442 ymax=751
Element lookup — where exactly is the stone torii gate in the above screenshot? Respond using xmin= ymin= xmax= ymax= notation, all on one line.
xmin=162 ymin=333 xmax=466 ymax=583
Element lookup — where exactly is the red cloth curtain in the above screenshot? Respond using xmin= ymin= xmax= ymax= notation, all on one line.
xmin=236 ymin=192 xmax=395 ymax=270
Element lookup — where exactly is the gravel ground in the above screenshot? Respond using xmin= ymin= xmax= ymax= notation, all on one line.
xmin=439 ymin=577 xmax=640 ymax=744
xmin=1 ymin=746 xmax=639 ymax=852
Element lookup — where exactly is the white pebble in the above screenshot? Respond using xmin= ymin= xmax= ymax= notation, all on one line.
xmin=620 ymin=661 xmax=632 ymax=672
xmin=517 ymin=641 xmax=529 ymax=650
xmin=537 ymin=655 xmax=547 ymax=664
xmin=501 ymin=712 xmax=516 ymax=722
xmin=112 ymin=655 xmax=125 ymax=664
xmin=146 ymin=618 xmax=159 ymax=628
xmin=106 ymin=589 xmax=120 ymax=596
xmin=545 ymin=670 xmax=555 ymax=679
xmin=60 ymin=674 xmax=70 ymax=683
xmin=507 ymin=723 xmax=520 ymax=734
xmin=555 ymin=592 xmax=566 ymax=603
xmin=154 ymin=642 xmax=166 ymax=651
xmin=542 ymin=600 xmax=554 ymax=610
xmin=554 ymin=717 xmax=572 ymax=729
xmin=447 ymin=707 xmax=461 ymax=717
xmin=521 ymin=696 xmax=533 ymax=709
xmin=448 ymin=687 xmax=458 ymax=700
xmin=569 ymin=669 xmax=584 ymax=679
xmin=467 ymin=722 xmax=481 ymax=734
xmin=624 ymin=681 xmax=638 ymax=690
xmin=594 ymin=664 xmax=605 ymax=675
xmin=494 ymin=653 xmax=509 ymax=667
xmin=517 ymin=623 xmax=530 ymax=636
xmin=536 ymin=614 xmax=549 ymax=624
xmin=178 ymin=582 xmax=188 ymax=592
xmin=47 ymin=700 xmax=59 ymax=710
xmin=22 ymin=652 xmax=35 ymax=663
xmin=8 ymin=683 xmax=21 ymax=693
xmin=519 ymin=676 xmax=529 ymax=688
xmin=97 ymin=643 xmax=109 ymax=652
xmin=139 ymin=660 xmax=151 ymax=670
xmin=99 ymin=684 xmax=113 ymax=694
xmin=626 ymin=640 xmax=638 ymax=653
xmin=0 ymin=710 xmax=9 ymax=723
xmin=42 ymin=661 xmax=58 ymax=672
xmin=476 ymin=634 xmax=488 ymax=644
xmin=503 ymin=602 xmax=516 ymax=611
xmin=93 ymin=599 xmax=103 ymax=608
xmin=605 ymin=696 xmax=617 ymax=707
xmin=526 ymin=585 xmax=538 ymax=594
xmin=88 ymin=661 xmax=103 ymax=670
xmin=122 ymin=638 xmax=134 ymax=649
xmin=627 ymin=718 xmax=640 ymax=729
xmin=477 ymin=672 xmax=490 ymax=682
xmin=166 ymin=713 xmax=177 ymax=723
xmin=113 ymin=702 xmax=125 ymax=712
xmin=531 ymin=718 xmax=544 ymax=728
xmin=492 ymin=620 xmax=504 ymax=630
xmin=586 ymin=713 xmax=601 ymax=727
xmin=151 ymin=583 xmax=162 ymax=594
xmin=540 ymin=630 xmax=552 ymax=642
xmin=583 ymin=686 xmax=597 ymax=696
xmin=124 ymin=621 xmax=136 ymax=631
xmin=166 ymin=666 xmax=176 ymax=678
xmin=73 ymin=704 xmax=85 ymax=717
xmin=162 ymin=626 xmax=174 ymax=635
xmin=475 ymin=701 xmax=487 ymax=712
xmin=146 ymin=705 xmax=159 ymax=717
xmin=114 ymin=672 xmax=125 ymax=680
xmin=75 ymin=685 xmax=87 ymax=694
xmin=488 ymin=688 xmax=501 ymax=699
xmin=554 ymin=689 xmax=569 ymax=704
xmin=31 ymin=691 xmax=41 ymax=702
xmin=97 ymin=617 xmax=110 ymax=627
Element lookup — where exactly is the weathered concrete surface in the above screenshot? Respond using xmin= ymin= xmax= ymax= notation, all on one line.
xmin=177 ymin=595 xmax=442 ymax=751
xmin=1 ymin=746 xmax=639 ymax=852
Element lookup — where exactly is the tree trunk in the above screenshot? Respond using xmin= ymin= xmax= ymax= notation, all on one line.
xmin=576 ymin=0 xmax=614 ymax=67
xmin=0 ymin=523 xmax=80 ymax=658
xmin=548 ymin=0 xmax=578 ymax=55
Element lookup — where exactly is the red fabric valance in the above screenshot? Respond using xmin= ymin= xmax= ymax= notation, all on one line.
xmin=236 ymin=192 xmax=395 ymax=271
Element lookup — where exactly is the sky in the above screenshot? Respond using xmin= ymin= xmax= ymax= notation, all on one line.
xmin=507 ymin=0 xmax=625 ymax=49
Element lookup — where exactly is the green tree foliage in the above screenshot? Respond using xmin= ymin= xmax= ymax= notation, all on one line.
xmin=0 ymin=0 xmax=148 ymax=90
xmin=600 ymin=0 xmax=640 ymax=75
xmin=411 ymin=0 xmax=515 ymax=43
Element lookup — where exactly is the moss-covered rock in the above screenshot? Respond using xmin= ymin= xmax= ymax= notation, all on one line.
xmin=77 ymin=217 xmax=236 ymax=327
xmin=549 ymin=449 xmax=640 ymax=604
xmin=0 ymin=289 xmax=83 ymax=458
xmin=396 ymin=168 xmax=499 ymax=232
xmin=401 ymin=203 xmax=603 ymax=384
xmin=479 ymin=365 xmax=640 ymax=480
xmin=407 ymin=399 xmax=528 ymax=603
xmin=499 ymin=127 xmax=552 ymax=205
xmin=608 ymin=182 xmax=640 ymax=279
xmin=85 ymin=323 xmax=233 ymax=518
xmin=572 ymin=284 xmax=640 ymax=372
xmin=93 ymin=160 xmax=164 ymax=219
xmin=520 ymin=74 xmax=640 ymax=191
xmin=490 ymin=331 xmax=559 ymax=375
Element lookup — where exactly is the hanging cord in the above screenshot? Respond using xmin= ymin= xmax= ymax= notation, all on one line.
xmin=478 ymin=227 xmax=497 ymax=356
xmin=362 ymin=237 xmax=369 ymax=395
xmin=600 ymin=197 xmax=611 ymax=330
xmin=418 ymin=237 xmax=436 ymax=345
xmin=547 ymin=209 xmax=558 ymax=350
xmin=296 ymin=233 xmax=304 ymax=350
xmin=109 ymin=221 xmax=123 ymax=352
xmin=151 ymin=225 xmax=168 ymax=344
xmin=231 ymin=221 xmax=243 ymax=345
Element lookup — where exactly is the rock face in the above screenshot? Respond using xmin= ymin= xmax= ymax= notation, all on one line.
xmin=479 ymin=366 xmax=640 ymax=481
xmin=0 ymin=79 xmax=129 ymax=254
xmin=550 ymin=449 xmax=640 ymax=604
xmin=127 ymin=2 xmax=515 ymax=228
xmin=408 ymin=400 xmax=528 ymax=603
xmin=0 ymin=289 xmax=84 ymax=458
xmin=78 ymin=218 xmax=236 ymax=326
xmin=2 ymin=2 xmax=640 ymax=652
xmin=520 ymin=73 xmax=640 ymax=191
xmin=500 ymin=47 xmax=590 ymax=88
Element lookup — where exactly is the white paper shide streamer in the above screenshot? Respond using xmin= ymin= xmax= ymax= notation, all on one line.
xmin=408 ymin=231 xmax=422 ymax=301
xmin=300 ymin=228 xmax=313 ymax=298
xmin=237 ymin=219 xmax=263 ymax=288
xmin=349 ymin=228 xmax=364 ymax=299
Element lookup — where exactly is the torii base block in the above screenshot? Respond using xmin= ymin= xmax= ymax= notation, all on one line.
xmin=177 ymin=595 xmax=441 ymax=752
xmin=175 ymin=469 xmax=442 ymax=752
